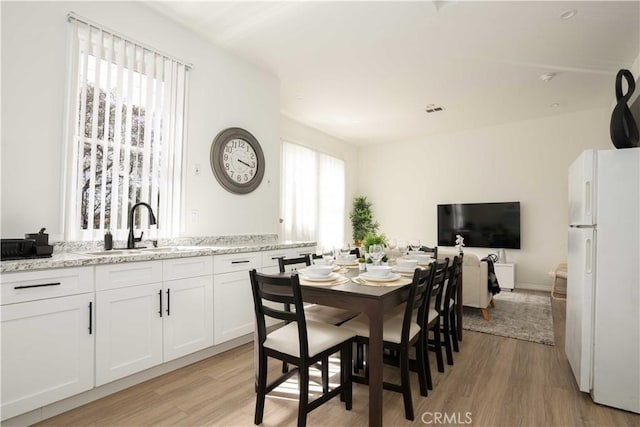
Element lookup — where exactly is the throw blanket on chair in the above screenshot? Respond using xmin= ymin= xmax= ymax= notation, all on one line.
xmin=482 ymin=254 xmax=502 ymax=295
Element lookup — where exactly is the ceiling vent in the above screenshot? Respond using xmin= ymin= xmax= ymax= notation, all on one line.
xmin=425 ymin=104 xmax=445 ymax=113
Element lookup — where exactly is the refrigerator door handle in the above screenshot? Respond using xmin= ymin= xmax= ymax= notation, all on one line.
xmin=585 ymin=180 xmax=592 ymax=217
xmin=585 ymin=238 xmax=593 ymax=274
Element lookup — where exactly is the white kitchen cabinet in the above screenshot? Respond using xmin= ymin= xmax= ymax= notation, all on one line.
xmin=163 ymin=256 xmax=213 ymax=361
xmin=1 ymin=268 xmax=94 ymax=420
xmin=96 ymin=257 xmax=214 ymax=385
xmin=213 ymin=252 xmax=261 ymax=344
xmin=95 ymin=282 xmax=164 ymax=386
xmin=494 ymin=263 xmax=515 ymax=290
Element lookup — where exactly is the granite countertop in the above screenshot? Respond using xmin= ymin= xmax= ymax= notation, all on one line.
xmin=0 ymin=240 xmax=316 ymax=274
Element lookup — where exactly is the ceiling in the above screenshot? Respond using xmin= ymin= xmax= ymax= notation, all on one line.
xmin=146 ymin=1 xmax=640 ymax=146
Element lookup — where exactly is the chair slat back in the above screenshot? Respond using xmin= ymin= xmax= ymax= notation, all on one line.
xmin=433 ymin=258 xmax=450 ymax=311
xmin=415 ymin=264 xmax=437 ymax=328
xmin=399 ymin=267 xmax=430 ymax=344
xmin=278 ymin=255 xmax=311 ymax=273
xmin=249 ymin=270 xmax=311 ymax=358
xmin=442 ymin=255 xmax=462 ymax=312
xmin=420 ymin=245 xmax=438 ymax=260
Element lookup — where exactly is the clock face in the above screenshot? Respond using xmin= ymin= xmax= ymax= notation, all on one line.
xmin=210 ymin=128 xmax=265 ymax=194
xmin=223 ymin=138 xmax=258 ymax=185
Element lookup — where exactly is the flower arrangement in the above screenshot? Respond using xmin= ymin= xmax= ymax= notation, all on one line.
xmin=455 ymin=234 xmax=465 ymax=253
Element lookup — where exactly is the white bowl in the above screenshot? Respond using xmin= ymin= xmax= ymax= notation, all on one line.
xmin=366 ymin=265 xmax=393 ymax=278
xmin=305 ymin=264 xmax=333 ymax=277
xmin=408 ymin=252 xmax=431 ymax=263
xmin=396 ymin=259 xmax=418 ymax=269
xmin=337 ymin=254 xmax=357 ymax=263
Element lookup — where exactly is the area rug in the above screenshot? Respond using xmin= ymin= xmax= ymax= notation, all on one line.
xmin=462 ymin=291 xmax=555 ymax=346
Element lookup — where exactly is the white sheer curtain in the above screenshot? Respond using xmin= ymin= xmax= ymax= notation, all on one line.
xmin=281 ymin=143 xmax=317 ymax=242
xmin=64 ymin=13 xmax=189 ymax=240
xmin=281 ymin=141 xmax=345 ymax=249
xmin=318 ymin=153 xmax=345 ymax=249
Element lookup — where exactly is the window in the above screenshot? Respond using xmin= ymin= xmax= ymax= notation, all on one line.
xmin=64 ymin=14 xmax=189 ymax=240
xmin=281 ymin=141 xmax=345 ymax=249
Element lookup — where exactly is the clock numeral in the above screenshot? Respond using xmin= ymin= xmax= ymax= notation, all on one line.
xmin=239 ymin=140 xmax=245 ymax=149
xmin=223 ymin=154 xmax=228 ymax=161
xmin=250 ymin=153 xmax=255 ymax=159
xmin=224 ymin=162 xmax=229 ymax=170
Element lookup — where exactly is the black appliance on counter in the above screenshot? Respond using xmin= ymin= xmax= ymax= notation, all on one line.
xmin=1 ymin=228 xmax=54 ymax=260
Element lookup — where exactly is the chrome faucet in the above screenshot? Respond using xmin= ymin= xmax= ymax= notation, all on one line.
xmin=127 ymin=202 xmax=157 ymax=249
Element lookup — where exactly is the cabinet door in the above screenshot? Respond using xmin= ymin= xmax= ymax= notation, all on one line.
xmin=213 ymin=270 xmax=254 ymax=344
xmin=95 ymin=283 xmax=163 ymax=386
xmin=163 ymin=276 xmax=214 ymax=361
xmin=1 ymin=293 xmax=94 ymax=420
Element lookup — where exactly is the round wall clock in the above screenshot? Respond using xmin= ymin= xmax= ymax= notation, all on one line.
xmin=210 ymin=127 xmax=265 ymax=194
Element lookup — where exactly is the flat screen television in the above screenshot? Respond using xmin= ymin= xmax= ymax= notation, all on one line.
xmin=437 ymin=202 xmax=521 ymax=249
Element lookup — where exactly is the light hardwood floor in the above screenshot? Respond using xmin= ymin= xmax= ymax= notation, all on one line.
xmin=35 ymin=295 xmax=639 ymax=426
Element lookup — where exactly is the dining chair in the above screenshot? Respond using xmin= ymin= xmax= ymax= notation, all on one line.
xmin=277 ymin=256 xmax=358 ymax=389
xmin=339 ymin=265 xmax=434 ymax=420
xmin=449 ymin=254 xmax=463 ymax=353
xmin=278 ymin=256 xmax=358 ymax=326
xmin=428 ymin=258 xmax=449 ymax=373
xmin=419 ymin=245 xmax=438 ymax=260
xmin=249 ymin=270 xmax=355 ymax=427
xmin=434 ymin=256 xmax=461 ymax=366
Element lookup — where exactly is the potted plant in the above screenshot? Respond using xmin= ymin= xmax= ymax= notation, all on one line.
xmin=350 ymin=196 xmax=379 ymax=246
xmin=362 ymin=232 xmax=387 ymax=253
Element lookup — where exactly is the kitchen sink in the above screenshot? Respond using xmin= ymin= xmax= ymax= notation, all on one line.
xmin=83 ymin=249 xmax=148 ymax=257
xmin=140 ymin=246 xmax=198 ymax=253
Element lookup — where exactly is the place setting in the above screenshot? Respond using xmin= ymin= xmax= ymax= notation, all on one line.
xmin=297 ymin=264 xmax=350 ymax=287
xmin=354 ymin=245 xmax=412 ymax=287
xmin=354 ymin=265 xmax=412 ymax=287
xmin=334 ymin=243 xmax=359 ymax=268
xmin=391 ymin=259 xmax=425 ymax=276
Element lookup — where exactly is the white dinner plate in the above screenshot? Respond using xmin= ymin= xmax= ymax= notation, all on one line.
xmin=301 ymin=272 xmax=341 ymax=282
xmin=359 ymin=272 xmax=401 ymax=282
xmin=392 ymin=266 xmax=420 ymax=274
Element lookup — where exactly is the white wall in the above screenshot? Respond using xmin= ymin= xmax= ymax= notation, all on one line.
xmin=281 ymin=115 xmax=359 ymax=241
xmin=357 ymin=108 xmax=612 ymax=288
xmin=1 ymin=1 xmax=281 ymax=240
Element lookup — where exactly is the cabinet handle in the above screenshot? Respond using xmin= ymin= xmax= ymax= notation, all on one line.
xmin=166 ymin=289 xmax=171 ymax=316
xmin=88 ymin=301 xmax=93 ymax=335
xmin=14 ymin=282 xmax=61 ymax=290
xmin=158 ymin=290 xmax=163 ymax=317
xmin=231 ymin=260 xmax=250 ymax=264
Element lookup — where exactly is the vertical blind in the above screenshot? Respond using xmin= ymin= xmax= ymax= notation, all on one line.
xmin=65 ymin=13 xmax=189 ymax=240
xmin=281 ymin=141 xmax=345 ymax=249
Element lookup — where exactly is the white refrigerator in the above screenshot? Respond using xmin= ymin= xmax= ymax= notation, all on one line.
xmin=566 ymin=148 xmax=639 ymax=414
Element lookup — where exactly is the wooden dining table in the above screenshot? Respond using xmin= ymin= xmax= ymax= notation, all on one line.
xmin=299 ymin=267 xmax=411 ymax=427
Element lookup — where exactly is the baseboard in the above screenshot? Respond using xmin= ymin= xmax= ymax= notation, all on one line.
xmin=3 ymin=334 xmax=254 ymax=426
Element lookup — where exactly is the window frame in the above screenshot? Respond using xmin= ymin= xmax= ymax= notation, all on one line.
xmin=62 ymin=14 xmax=190 ymax=241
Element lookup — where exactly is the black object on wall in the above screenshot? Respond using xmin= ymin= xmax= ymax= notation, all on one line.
xmin=610 ymin=69 xmax=639 ymax=149
xmin=437 ymin=202 xmax=521 ymax=249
